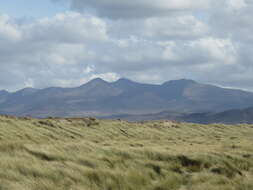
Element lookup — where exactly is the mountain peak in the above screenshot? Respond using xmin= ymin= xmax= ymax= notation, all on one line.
xmin=80 ymin=78 xmax=109 ymax=88
xmin=87 ymin=78 xmax=109 ymax=84
xmin=112 ymin=78 xmax=141 ymax=89
xmin=90 ymin=78 xmax=107 ymax=83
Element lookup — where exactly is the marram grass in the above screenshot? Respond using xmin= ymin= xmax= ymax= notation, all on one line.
xmin=0 ymin=116 xmax=253 ymax=190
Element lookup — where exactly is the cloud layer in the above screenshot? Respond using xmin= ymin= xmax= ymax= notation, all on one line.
xmin=1 ymin=0 xmax=253 ymax=91
xmin=62 ymin=0 xmax=211 ymax=18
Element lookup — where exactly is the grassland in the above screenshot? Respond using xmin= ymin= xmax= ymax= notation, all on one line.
xmin=0 ymin=115 xmax=253 ymax=190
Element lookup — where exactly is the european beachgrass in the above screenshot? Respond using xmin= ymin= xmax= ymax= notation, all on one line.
xmin=0 ymin=115 xmax=253 ymax=190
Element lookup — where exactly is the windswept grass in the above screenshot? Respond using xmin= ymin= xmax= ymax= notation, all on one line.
xmin=0 ymin=116 xmax=253 ymax=189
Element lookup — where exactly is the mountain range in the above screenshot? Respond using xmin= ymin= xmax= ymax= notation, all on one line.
xmin=1 ymin=78 xmax=253 ymax=123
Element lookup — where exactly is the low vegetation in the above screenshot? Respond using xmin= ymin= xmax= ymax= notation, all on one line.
xmin=0 ymin=115 xmax=253 ymax=190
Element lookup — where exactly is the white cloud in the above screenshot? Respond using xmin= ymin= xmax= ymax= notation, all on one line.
xmin=190 ymin=38 xmax=238 ymax=64
xmin=2 ymin=0 xmax=253 ymax=91
xmin=23 ymin=12 xmax=108 ymax=43
xmin=0 ymin=13 xmax=109 ymax=91
xmin=228 ymin=0 xmax=247 ymax=10
xmin=0 ymin=15 xmax=22 ymax=42
xmin=144 ymin=15 xmax=209 ymax=40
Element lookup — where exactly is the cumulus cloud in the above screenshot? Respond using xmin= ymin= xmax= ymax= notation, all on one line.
xmin=0 ymin=12 xmax=109 ymax=90
xmin=1 ymin=0 xmax=253 ymax=91
xmin=0 ymin=15 xmax=22 ymax=42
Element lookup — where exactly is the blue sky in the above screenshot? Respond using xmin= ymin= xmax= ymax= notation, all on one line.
xmin=0 ymin=0 xmax=68 ymax=18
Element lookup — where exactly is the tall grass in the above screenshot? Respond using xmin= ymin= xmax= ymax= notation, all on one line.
xmin=0 ymin=116 xmax=253 ymax=189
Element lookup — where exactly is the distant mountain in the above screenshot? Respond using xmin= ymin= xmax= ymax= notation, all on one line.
xmin=1 ymin=78 xmax=253 ymax=117
xmin=0 ymin=90 xmax=9 ymax=104
xmin=181 ymin=107 xmax=253 ymax=124
xmin=101 ymin=111 xmax=185 ymax=122
xmin=106 ymin=107 xmax=253 ymax=124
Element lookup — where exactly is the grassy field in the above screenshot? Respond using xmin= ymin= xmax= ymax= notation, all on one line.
xmin=0 ymin=116 xmax=253 ymax=190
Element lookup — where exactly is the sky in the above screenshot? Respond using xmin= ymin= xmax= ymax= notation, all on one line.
xmin=0 ymin=0 xmax=68 ymax=18
xmin=0 ymin=0 xmax=253 ymax=91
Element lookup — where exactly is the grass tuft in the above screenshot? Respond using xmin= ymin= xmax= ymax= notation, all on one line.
xmin=0 ymin=117 xmax=252 ymax=189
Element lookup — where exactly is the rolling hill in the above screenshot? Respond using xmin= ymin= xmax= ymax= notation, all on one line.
xmin=1 ymin=78 xmax=253 ymax=118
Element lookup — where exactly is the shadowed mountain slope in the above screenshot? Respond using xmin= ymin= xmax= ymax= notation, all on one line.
xmin=0 ymin=90 xmax=9 ymax=104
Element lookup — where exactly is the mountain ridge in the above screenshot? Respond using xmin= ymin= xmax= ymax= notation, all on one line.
xmin=1 ymin=78 xmax=253 ymax=118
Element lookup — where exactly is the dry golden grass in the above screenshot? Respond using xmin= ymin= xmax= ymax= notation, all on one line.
xmin=0 ymin=116 xmax=253 ymax=190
